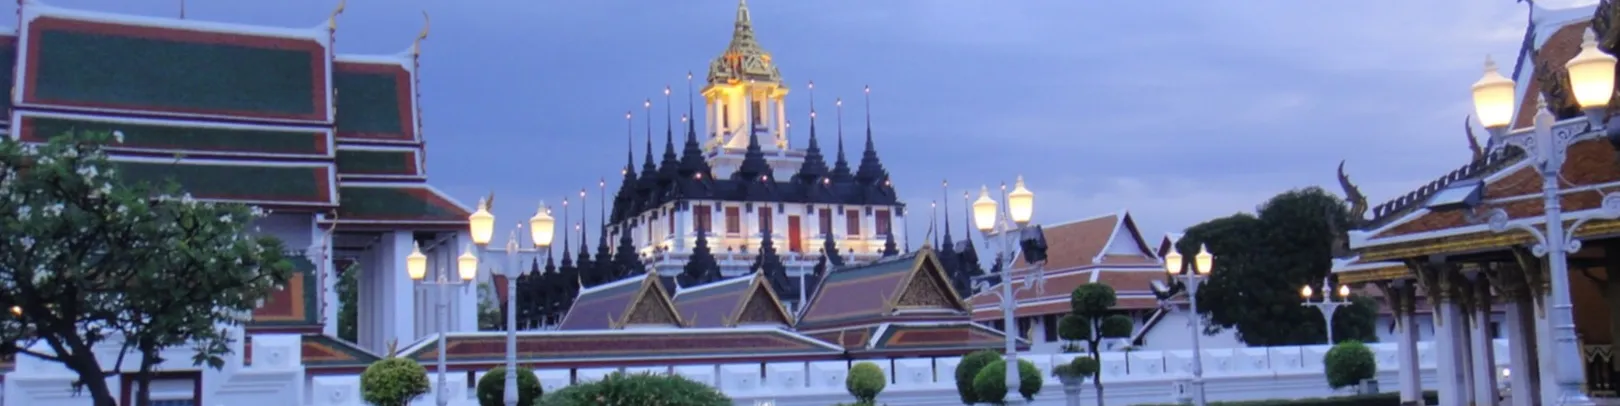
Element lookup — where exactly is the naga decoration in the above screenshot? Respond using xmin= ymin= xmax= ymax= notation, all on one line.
xmin=326 ymin=0 xmax=346 ymax=33
xmin=1337 ymin=160 xmax=1369 ymax=224
xmin=1595 ymin=0 xmax=1620 ymax=118
xmin=1536 ymin=53 xmax=1585 ymax=121
xmin=1465 ymin=115 xmax=1485 ymax=161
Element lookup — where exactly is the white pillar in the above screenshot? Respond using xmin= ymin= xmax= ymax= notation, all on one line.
xmin=1505 ymin=293 xmax=1539 ymax=406
xmin=315 ymin=219 xmax=339 ymax=338
xmin=1470 ymin=278 xmax=1498 ymax=405
xmin=383 ymin=231 xmax=416 ymax=346
xmin=357 ymin=246 xmax=375 ymax=350
xmin=775 ymin=95 xmax=787 ymax=147
xmin=1396 ymin=283 xmax=1422 ymax=404
xmin=1457 ymin=306 xmax=1476 ymax=405
xmin=455 ymin=230 xmax=478 ymax=332
xmin=675 ymin=206 xmax=690 ymax=251
xmin=1435 ymin=294 xmax=1468 ymax=406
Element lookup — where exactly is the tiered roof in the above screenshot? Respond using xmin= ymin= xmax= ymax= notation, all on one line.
xmin=795 ymin=248 xmax=1013 ymax=355
xmin=672 ymin=272 xmax=794 ymax=328
xmin=557 ymin=272 xmax=683 ymax=330
xmin=969 ymin=212 xmax=1165 ymax=320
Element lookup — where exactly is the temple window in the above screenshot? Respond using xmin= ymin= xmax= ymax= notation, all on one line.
xmin=694 ymin=205 xmax=712 ymax=233
xmin=752 ymin=100 xmax=765 ymax=126
xmin=818 ymin=208 xmax=832 ymax=236
xmin=845 ymin=209 xmax=861 ymax=236
xmin=758 ymin=206 xmax=773 ymax=233
xmin=725 ymin=207 xmax=742 ymax=234
xmin=875 ymin=209 xmax=891 ymax=236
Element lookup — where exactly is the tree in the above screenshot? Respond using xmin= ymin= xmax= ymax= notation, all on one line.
xmin=1332 ymin=295 xmax=1380 ymax=344
xmin=0 ymin=130 xmax=293 ymax=406
xmin=477 ymin=282 xmax=502 ymax=331
xmin=1179 ymin=187 xmax=1351 ymax=346
xmin=337 ymin=262 xmax=360 ymax=343
xmin=1069 ymin=283 xmax=1133 ymax=406
xmin=1056 ymin=314 xmax=1088 ymax=353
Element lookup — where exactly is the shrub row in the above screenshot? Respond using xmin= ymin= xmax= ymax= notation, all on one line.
xmin=1136 ymin=391 xmax=1439 ymax=406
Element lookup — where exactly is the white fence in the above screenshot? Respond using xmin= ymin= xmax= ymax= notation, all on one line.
xmin=6 ymin=334 xmax=1498 ymax=406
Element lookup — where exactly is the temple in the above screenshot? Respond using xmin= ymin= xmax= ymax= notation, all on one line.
xmin=1 ymin=0 xmax=475 ymax=374
xmin=1334 ymin=2 xmax=1620 ymax=405
xmin=596 ymin=0 xmax=908 ymax=313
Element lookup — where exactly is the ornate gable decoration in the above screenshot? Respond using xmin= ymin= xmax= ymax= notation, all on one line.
xmin=887 ymin=249 xmax=969 ymax=313
xmin=729 ymin=273 xmax=793 ymax=326
xmin=615 ymin=274 xmax=683 ymax=328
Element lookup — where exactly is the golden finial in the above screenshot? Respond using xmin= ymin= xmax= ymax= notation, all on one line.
xmin=326 ymin=0 xmax=346 ymax=33
xmin=410 ymin=11 xmax=431 ymax=57
xmin=385 ymin=338 xmax=399 ymax=357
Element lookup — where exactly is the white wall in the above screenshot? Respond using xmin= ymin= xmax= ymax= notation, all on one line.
xmin=1138 ymin=312 xmax=1244 ymax=351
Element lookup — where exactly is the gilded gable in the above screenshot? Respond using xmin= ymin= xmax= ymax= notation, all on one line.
xmin=623 ymin=290 xmax=680 ymax=326
xmin=735 ymin=287 xmax=789 ymax=326
xmin=896 ymin=268 xmax=955 ymax=309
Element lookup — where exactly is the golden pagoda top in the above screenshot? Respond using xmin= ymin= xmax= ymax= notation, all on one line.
xmin=706 ymin=0 xmax=783 ymax=85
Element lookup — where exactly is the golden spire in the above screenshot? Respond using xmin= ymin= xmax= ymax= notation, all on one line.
xmin=706 ymin=0 xmax=781 ymax=84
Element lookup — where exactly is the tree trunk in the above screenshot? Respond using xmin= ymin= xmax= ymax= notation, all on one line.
xmin=134 ymin=349 xmax=157 ymax=406
xmin=1091 ymin=343 xmax=1105 ymax=406
xmin=51 ymin=340 xmax=117 ymax=406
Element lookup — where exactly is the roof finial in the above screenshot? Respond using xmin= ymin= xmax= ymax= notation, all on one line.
xmin=664 ymin=86 xmax=673 ymax=136
xmin=687 ymin=71 xmax=695 ymax=120
xmin=411 ymin=11 xmax=430 ymax=57
xmin=625 ymin=110 xmax=634 ymax=169
xmin=179 ymin=0 xmax=186 ymax=19
xmin=736 ymin=0 xmax=752 ymax=25
xmin=327 ymin=0 xmax=347 ymax=33
xmin=808 ymin=81 xmax=817 ymax=120
xmin=863 ymin=85 xmax=872 ymax=131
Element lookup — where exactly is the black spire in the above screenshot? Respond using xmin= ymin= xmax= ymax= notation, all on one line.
xmin=795 ymin=81 xmax=830 ymax=184
xmin=959 ymin=191 xmax=987 ymax=288
xmin=639 ymin=99 xmax=658 ymax=183
xmin=821 ymin=229 xmax=844 ymax=268
xmin=751 ymin=228 xmax=792 ymax=298
xmin=576 ymin=189 xmax=595 ymax=286
xmin=560 ymin=199 xmax=574 ymax=269
xmin=614 ymin=222 xmax=644 ymax=277
xmin=854 ymin=86 xmax=888 ymax=185
xmin=658 ymin=86 xmax=680 ymax=179
xmin=612 ymin=112 xmax=639 ymax=224
xmin=732 ymin=99 xmax=773 ymax=181
xmin=594 ymin=191 xmax=614 ymax=282
xmin=830 ymin=97 xmax=854 ymax=183
xmin=937 ymin=182 xmax=966 ymax=296
xmin=680 ymin=227 xmax=722 ymax=286
xmin=882 ymin=231 xmax=899 ymax=257
xmin=678 ymin=72 xmax=713 ymax=177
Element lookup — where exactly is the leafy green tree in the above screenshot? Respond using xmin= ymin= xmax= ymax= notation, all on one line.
xmin=337 ymin=262 xmax=360 ymax=343
xmin=0 ymin=130 xmax=294 ymax=406
xmin=477 ymin=282 xmax=502 ymax=331
xmin=1179 ymin=187 xmax=1352 ymax=346
xmin=971 ymin=358 xmax=1042 ymax=404
xmin=1056 ymin=314 xmax=1088 ymax=352
xmin=1332 ymin=295 xmax=1380 ymax=344
xmin=954 ymin=349 xmax=1001 ymax=404
xmin=1069 ymin=283 xmax=1133 ymax=406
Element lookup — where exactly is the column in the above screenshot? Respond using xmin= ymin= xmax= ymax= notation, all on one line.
xmin=775 ymin=95 xmax=787 ymax=147
xmin=1504 ymin=280 xmax=1539 ymax=406
xmin=383 ymin=231 xmax=417 ymax=346
xmin=1470 ymin=277 xmax=1499 ymax=405
xmin=454 ymin=230 xmax=478 ymax=332
xmin=1433 ymin=274 xmax=1468 ymax=406
xmin=1395 ymin=282 xmax=1422 ymax=405
xmin=1457 ymin=300 xmax=1476 ymax=405
xmin=675 ymin=206 xmax=690 ymax=251
xmin=315 ymin=217 xmax=339 ymax=338
xmin=1534 ymin=287 xmax=1557 ymax=406
xmin=357 ymin=245 xmax=375 ymax=350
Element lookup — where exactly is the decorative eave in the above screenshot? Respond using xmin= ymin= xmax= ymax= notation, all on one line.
xmin=106 ymin=155 xmax=338 ymax=208
xmin=321 ymin=182 xmax=471 ymax=230
xmin=1332 ymin=256 xmax=1410 ymax=285
xmin=11 ymin=109 xmax=336 ymax=161
xmin=20 ymin=0 xmax=331 ymax=41
xmin=395 ymin=327 xmax=844 ymax=367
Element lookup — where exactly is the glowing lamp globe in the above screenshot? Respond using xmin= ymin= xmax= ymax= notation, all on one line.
xmin=1163 ymin=250 xmax=1183 ymax=275
xmin=1007 ymin=176 xmax=1034 ymax=225
xmin=1567 ymin=29 xmax=1618 ymax=111
xmin=405 ymin=243 xmax=428 ymax=281
xmin=1194 ymin=244 xmax=1214 ymax=275
xmin=1471 ymin=56 xmax=1517 ymax=130
xmin=1300 ymin=285 xmax=1313 ymax=299
xmin=972 ymin=186 xmax=998 ymax=232
xmin=457 ymin=244 xmax=479 ymax=281
xmin=529 ymin=203 xmax=556 ymax=248
xmin=468 ymin=198 xmax=495 ymax=246
xmin=1338 ymin=284 xmax=1351 ymax=298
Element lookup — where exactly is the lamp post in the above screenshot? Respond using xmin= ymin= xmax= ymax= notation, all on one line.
xmin=467 ymin=199 xmax=557 ymax=406
xmin=1299 ymin=278 xmax=1350 ymax=345
xmin=1469 ymin=28 xmax=1620 ymax=406
xmin=405 ymin=241 xmax=479 ymax=406
xmin=1161 ymin=245 xmax=1214 ymax=406
xmin=971 ymin=177 xmax=1040 ymax=404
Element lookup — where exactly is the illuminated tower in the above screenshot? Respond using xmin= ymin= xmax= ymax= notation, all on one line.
xmin=702 ymin=0 xmax=795 ymax=178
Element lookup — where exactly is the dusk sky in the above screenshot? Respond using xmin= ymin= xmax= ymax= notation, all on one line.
xmin=33 ymin=0 xmax=1572 ymax=247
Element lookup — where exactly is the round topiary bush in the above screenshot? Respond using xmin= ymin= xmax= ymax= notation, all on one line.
xmin=1052 ymin=356 xmax=1099 ymax=384
xmin=955 ymin=350 xmax=1001 ymax=404
xmin=846 ymin=361 xmax=887 ymax=404
xmin=359 ymin=357 xmax=430 ymax=406
xmin=476 ymin=366 xmax=543 ymax=406
xmin=538 ymin=371 xmax=730 ymax=406
xmin=972 ymin=358 xmax=1042 ymax=404
xmin=1324 ymin=340 xmax=1377 ymax=389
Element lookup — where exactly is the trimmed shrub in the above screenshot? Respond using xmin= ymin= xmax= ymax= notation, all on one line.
xmin=971 ymin=358 xmax=1042 ymax=404
xmin=954 ymin=349 xmax=1001 ymax=404
xmin=1133 ymin=391 xmax=1439 ymax=406
xmin=475 ymin=366 xmax=543 ymax=406
xmin=1052 ymin=356 xmax=1099 ymax=382
xmin=359 ymin=357 xmax=430 ymax=406
xmin=538 ymin=371 xmax=729 ymax=406
xmin=847 ymin=361 xmax=887 ymax=403
xmin=1324 ymin=340 xmax=1376 ymax=389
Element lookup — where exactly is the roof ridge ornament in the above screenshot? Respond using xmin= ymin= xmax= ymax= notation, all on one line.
xmin=410 ymin=11 xmax=429 ymax=57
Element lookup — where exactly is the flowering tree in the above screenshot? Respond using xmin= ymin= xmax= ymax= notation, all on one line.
xmin=0 ymin=130 xmax=293 ymax=406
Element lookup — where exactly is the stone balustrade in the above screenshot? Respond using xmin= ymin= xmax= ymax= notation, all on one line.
xmin=4 ymin=336 xmax=1507 ymax=406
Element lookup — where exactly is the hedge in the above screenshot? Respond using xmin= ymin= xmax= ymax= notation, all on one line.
xmin=1135 ymin=391 xmax=1439 ymax=406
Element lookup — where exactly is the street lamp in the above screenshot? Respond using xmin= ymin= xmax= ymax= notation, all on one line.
xmin=406 ymin=242 xmax=477 ymax=406
xmin=1299 ymin=277 xmax=1350 ymax=344
xmin=497 ymin=203 xmax=554 ymax=406
xmin=1160 ymin=245 xmax=1214 ymax=406
xmin=971 ymin=177 xmax=1042 ymax=405
xmin=1469 ymin=28 xmax=1620 ymax=406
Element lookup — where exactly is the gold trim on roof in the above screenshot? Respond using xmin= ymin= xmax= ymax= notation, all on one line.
xmin=614 ymin=273 xmax=685 ymax=328
xmin=706 ymin=0 xmax=782 ymax=85
xmin=883 ymin=247 xmax=971 ymax=313
xmin=726 ymin=272 xmax=795 ymax=326
xmin=1359 ymin=218 xmax=1620 ymax=263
